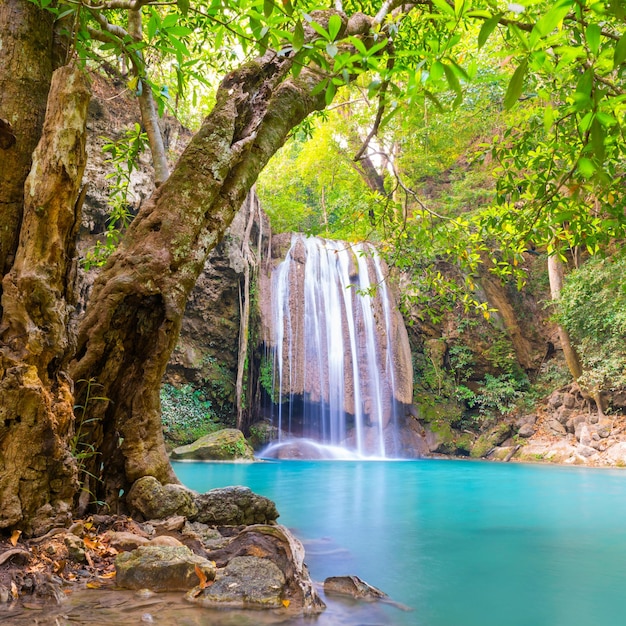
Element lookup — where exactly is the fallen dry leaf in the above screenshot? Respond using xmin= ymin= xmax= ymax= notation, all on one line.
xmin=10 ymin=530 xmax=22 ymax=547
xmin=86 ymin=581 xmax=101 ymax=589
xmin=194 ymin=565 xmax=208 ymax=589
xmin=282 ymin=599 xmax=290 ymax=608
xmin=99 ymin=571 xmax=116 ymax=579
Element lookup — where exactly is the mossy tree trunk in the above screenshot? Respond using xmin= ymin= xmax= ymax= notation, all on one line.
xmin=0 ymin=0 xmax=55 ymax=284
xmin=0 ymin=64 xmax=90 ymax=535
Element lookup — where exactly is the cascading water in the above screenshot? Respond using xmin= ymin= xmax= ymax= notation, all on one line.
xmin=261 ymin=234 xmax=412 ymax=459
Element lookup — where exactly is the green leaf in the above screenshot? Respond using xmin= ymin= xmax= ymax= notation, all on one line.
xmin=577 ymin=157 xmax=595 ymax=178
xmin=430 ymin=60 xmax=444 ymax=81
xmin=585 ymin=23 xmax=601 ymax=56
xmin=326 ymin=42 xmax=338 ymax=57
xmin=478 ymin=15 xmax=500 ymax=49
xmin=576 ymin=67 xmax=593 ymax=97
xmin=325 ymin=81 xmax=336 ymax=105
xmin=590 ymin=118 xmax=605 ymax=162
xmin=532 ymin=0 xmax=572 ymax=37
xmin=328 ymin=14 xmax=342 ymax=41
xmin=503 ymin=58 xmax=528 ymax=110
xmin=454 ymin=0 xmax=465 ymax=17
xmin=263 ymin=0 xmax=274 ymax=18
xmin=177 ymin=0 xmax=189 ymax=16
xmin=614 ymin=33 xmax=626 ymax=68
xmin=161 ymin=13 xmax=178 ymax=29
xmin=442 ymin=62 xmax=461 ymax=96
xmin=430 ymin=0 xmax=455 ymax=16
xmin=293 ymin=20 xmax=304 ymax=51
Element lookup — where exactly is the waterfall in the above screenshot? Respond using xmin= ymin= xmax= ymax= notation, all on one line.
xmin=263 ymin=234 xmax=409 ymax=459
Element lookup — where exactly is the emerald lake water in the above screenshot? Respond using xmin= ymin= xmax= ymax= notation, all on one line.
xmin=173 ymin=459 xmax=626 ymax=626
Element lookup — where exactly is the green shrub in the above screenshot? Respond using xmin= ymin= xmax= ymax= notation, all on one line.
xmin=160 ymin=384 xmax=222 ymax=445
xmin=557 ymin=252 xmax=626 ymax=391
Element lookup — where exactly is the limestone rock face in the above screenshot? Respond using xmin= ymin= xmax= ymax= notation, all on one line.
xmin=170 ymin=429 xmax=254 ymax=461
xmin=192 ymin=556 xmax=286 ymax=608
xmin=127 ymin=476 xmax=197 ymax=520
xmin=115 ymin=545 xmax=216 ymax=591
xmin=193 ymin=486 xmax=278 ymax=526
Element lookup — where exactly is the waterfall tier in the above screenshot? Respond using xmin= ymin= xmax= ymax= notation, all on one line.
xmin=260 ymin=234 xmax=414 ymax=458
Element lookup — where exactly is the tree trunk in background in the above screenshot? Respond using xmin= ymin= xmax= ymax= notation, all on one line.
xmin=69 ymin=53 xmax=328 ymax=508
xmin=547 ymin=254 xmax=605 ymax=415
xmin=0 ymin=64 xmax=90 ymax=535
xmin=0 ymin=0 xmax=55 ymax=283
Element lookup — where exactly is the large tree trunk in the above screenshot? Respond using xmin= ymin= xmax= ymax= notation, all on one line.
xmin=0 ymin=64 xmax=90 ymax=535
xmin=70 ymin=52 xmax=329 ymax=508
xmin=0 ymin=0 xmax=55 ymax=283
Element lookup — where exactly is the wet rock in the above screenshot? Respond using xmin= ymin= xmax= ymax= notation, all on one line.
xmin=127 ymin=476 xmax=197 ymax=520
xmin=203 ymin=524 xmax=325 ymax=614
xmin=518 ymin=423 xmax=535 ymax=438
xmin=115 ymin=545 xmax=216 ymax=592
xmin=193 ymin=486 xmax=278 ymax=526
xmin=105 ymin=531 xmax=150 ymax=552
xmin=190 ymin=556 xmax=285 ymax=608
xmin=148 ymin=516 xmax=186 ymax=533
xmin=247 ymin=420 xmax=281 ymax=449
xmin=324 ymin=575 xmax=388 ymax=601
xmin=170 ymin=429 xmax=254 ymax=461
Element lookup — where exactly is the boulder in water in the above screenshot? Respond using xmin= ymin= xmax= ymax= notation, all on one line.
xmin=193 ymin=485 xmax=279 ymax=526
xmin=170 ymin=428 xmax=254 ymax=461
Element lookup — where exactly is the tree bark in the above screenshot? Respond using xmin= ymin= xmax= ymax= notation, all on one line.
xmin=547 ymin=253 xmax=605 ymax=415
xmin=0 ymin=0 xmax=55 ymax=282
xmin=0 ymin=64 xmax=90 ymax=535
xmin=70 ymin=51 xmax=329 ymax=507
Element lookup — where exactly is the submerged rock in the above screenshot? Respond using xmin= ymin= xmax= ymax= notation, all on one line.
xmin=115 ymin=545 xmax=216 ymax=591
xmin=324 ymin=575 xmax=388 ymax=601
xmin=170 ymin=428 xmax=255 ymax=461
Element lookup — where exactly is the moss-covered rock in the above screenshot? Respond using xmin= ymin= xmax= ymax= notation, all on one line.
xmin=127 ymin=476 xmax=198 ymax=520
xmin=170 ymin=428 xmax=254 ymax=461
xmin=470 ymin=423 xmax=513 ymax=458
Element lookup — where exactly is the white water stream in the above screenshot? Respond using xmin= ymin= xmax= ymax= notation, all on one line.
xmin=266 ymin=235 xmax=402 ymax=458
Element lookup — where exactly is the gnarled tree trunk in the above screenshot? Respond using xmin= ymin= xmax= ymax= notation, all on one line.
xmin=70 ymin=51 xmax=329 ymax=508
xmin=0 ymin=64 xmax=90 ymax=535
xmin=0 ymin=0 xmax=55 ymax=283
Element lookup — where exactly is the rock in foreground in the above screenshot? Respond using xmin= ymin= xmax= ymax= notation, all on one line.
xmin=115 ymin=545 xmax=216 ymax=591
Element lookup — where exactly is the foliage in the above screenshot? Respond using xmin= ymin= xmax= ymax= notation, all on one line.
xmin=160 ymin=383 xmax=222 ymax=445
xmin=557 ymin=251 xmax=626 ymax=391
xmin=83 ymin=124 xmax=148 ymax=269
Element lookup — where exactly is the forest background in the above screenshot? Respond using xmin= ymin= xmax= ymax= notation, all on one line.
xmin=0 ymin=0 xmax=625 ymax=534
